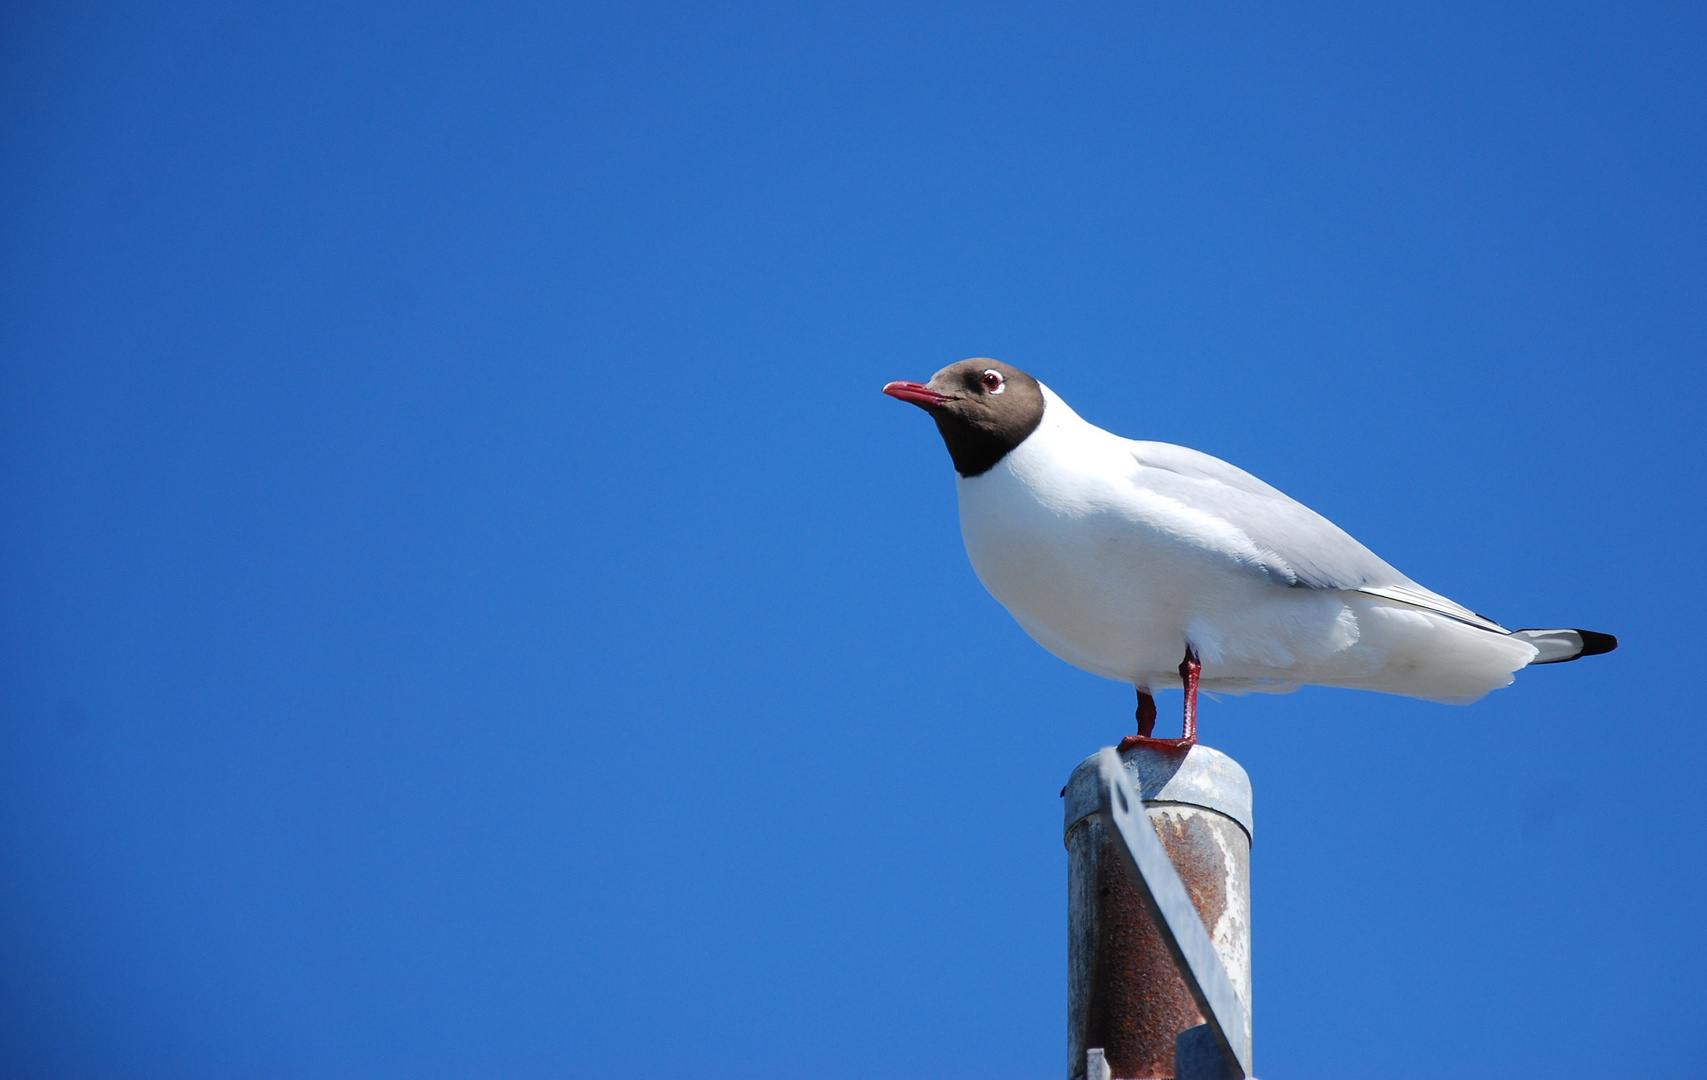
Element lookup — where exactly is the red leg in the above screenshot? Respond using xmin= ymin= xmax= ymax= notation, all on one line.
xmin=1178 ymin=645 xmax=1200 ymax=745
xmin=1117 ymin=647 xmax=1201 ymax=753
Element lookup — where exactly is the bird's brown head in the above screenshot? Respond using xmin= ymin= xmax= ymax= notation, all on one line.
xmin=882 ymin=358 xmax=1046 ymax=477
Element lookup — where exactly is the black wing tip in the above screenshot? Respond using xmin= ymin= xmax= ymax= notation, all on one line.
xmin=1514 ymin=627 xmax=1619 ymax=663
xmin=1575 ymin=629 xmax=1618 ymax=657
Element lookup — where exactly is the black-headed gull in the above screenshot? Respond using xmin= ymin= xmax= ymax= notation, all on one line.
xmin=884 ymin=359 xmax=1617 ymax=749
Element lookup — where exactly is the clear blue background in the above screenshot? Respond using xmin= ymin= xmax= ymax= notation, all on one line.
xmin=2 ymin=3 xmax=1702 ymax=1077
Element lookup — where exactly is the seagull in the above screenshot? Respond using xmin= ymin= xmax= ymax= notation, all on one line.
xmin=883 ymin=358 xmax=1617 ymax=750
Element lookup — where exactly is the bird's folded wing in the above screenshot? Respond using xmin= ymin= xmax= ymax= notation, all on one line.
xmin=1123 ymin=440 xmax=1508 ymax=634
xmin=1353 ymin=583 xmax=1509 ymax=633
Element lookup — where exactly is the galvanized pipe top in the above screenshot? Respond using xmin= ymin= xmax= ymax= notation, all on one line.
xmin=1064 ymin=744 xmax=1253 ymax=843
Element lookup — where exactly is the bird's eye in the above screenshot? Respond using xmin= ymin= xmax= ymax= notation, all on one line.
xmin=981 ymin=370 xmax=1005 ymax=394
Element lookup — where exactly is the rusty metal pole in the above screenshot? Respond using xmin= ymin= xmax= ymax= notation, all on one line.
xmin=1063 ymin=744 xmax=1253 ymax=1080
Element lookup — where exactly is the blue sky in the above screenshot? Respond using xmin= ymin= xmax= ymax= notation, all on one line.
xmin=1 ymin=3 xmax=1702 ymax=1077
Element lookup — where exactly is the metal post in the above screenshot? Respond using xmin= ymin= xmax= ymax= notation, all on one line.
xmin=1063 ymin=745 xmax=1253 ymax=1080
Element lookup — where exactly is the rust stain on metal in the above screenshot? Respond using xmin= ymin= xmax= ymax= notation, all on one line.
xmin=1082 ymin=825 xmax=1206 ymax=1078
xmin=1155 ymin=811 xmax=1231 ymax=947
xmin=1065 ymin=745 xmax=1252 ymax=1080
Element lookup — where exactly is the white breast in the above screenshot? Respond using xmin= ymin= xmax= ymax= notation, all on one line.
xmin=954 ymin=389 xmax=1242 ymax=685
xmin=953 ymin=387 xmax=1534 ymax=701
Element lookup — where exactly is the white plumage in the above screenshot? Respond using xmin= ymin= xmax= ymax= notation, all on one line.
xmin=956 ymin=384 xmax=1544 ymax=703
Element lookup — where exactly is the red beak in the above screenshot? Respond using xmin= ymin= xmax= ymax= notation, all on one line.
xmin=882 ymin=381 xmax=954 ymax=409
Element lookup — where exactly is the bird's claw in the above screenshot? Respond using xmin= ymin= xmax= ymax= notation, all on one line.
xmin=1117 ymin=734 xmax=1197 ymax=753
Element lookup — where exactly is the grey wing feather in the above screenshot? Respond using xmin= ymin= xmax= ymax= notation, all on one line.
xmin=1125 ymin=441 xmax=1509 ymax=634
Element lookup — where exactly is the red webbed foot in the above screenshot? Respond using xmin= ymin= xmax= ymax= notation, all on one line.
xmin=1116 ymin=647 xmax=1202 ymax=753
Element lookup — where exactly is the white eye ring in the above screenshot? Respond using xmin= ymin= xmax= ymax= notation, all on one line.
xmin=981 ymin=369 xmax=1006 ymax=394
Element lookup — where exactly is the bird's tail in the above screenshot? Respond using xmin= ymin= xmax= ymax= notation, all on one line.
xmin=1511 ymin=628 xmax=1619 ymax=664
